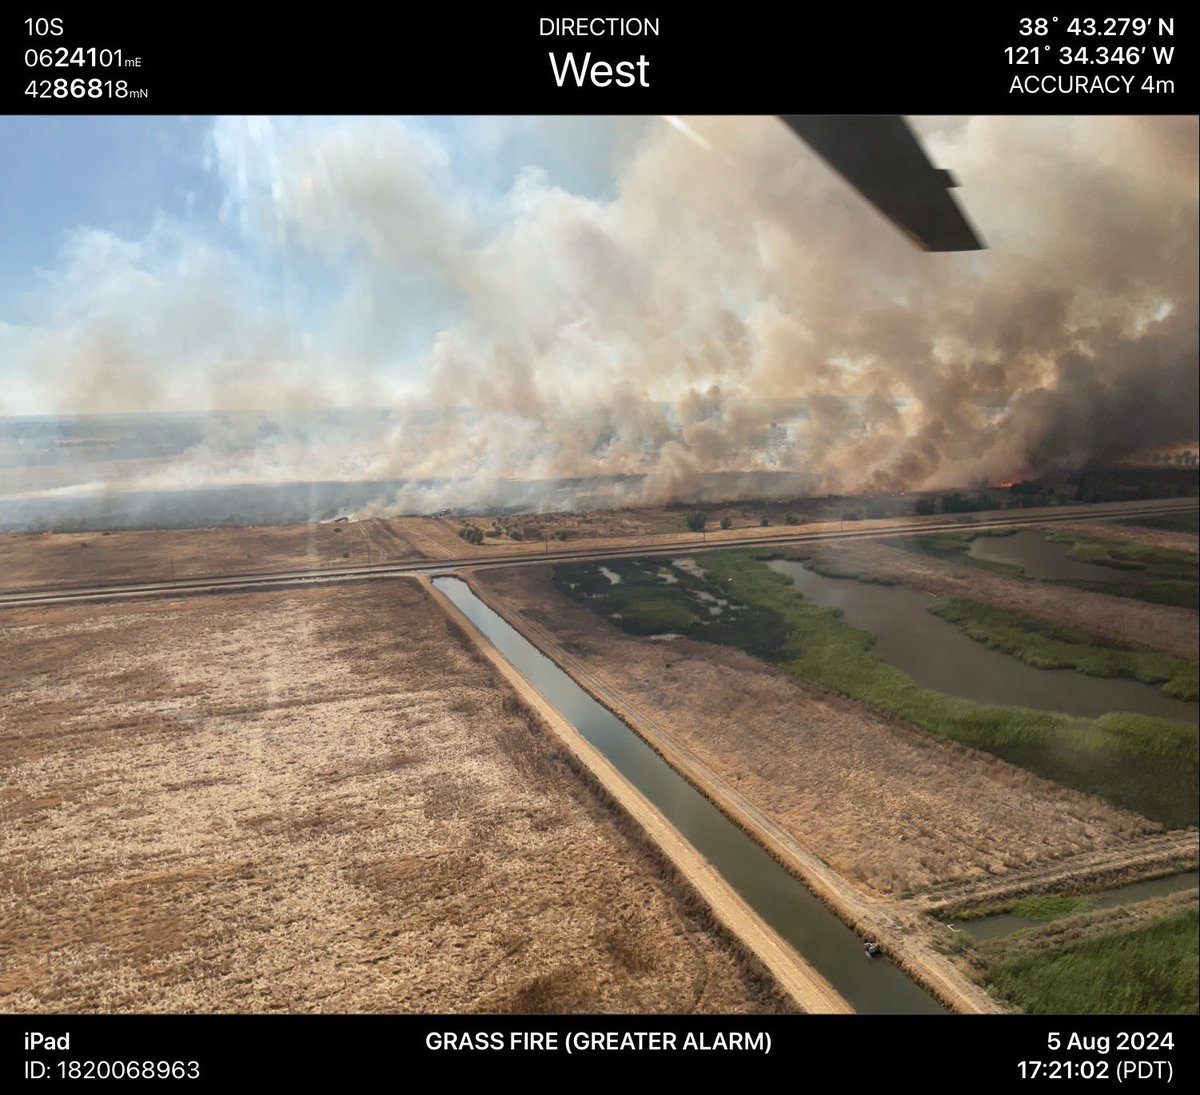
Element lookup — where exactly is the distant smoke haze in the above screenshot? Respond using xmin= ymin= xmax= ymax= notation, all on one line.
xmin=1 ymin=115 xmax=1196 ymax=519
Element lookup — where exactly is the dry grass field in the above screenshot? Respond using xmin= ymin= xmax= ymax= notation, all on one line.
xmin=0 ymin=580 xmax=790 ymax=1014
xmin=0 ymin=512 xmax=734 ymax=591
xmin=1052 ymin=519 xmax=1198 ymax=555
xmin=478 ymin=568 xmax=1157 ymax=897
xmin=0 ymin=518 xmax=461 ymax=591
xmin=0 ymin=510 xmax=755 ymax=591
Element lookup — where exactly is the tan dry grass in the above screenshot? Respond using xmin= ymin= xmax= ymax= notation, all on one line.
xmin=1048 ymin=520 xmax=1198 ymax=555
xmin=0 ymin=580 xmax=789 ymax=1013
xmin=915 ymin=830 xmax=1200 ymax=916
xmin=0 ymin=518 xmax=473 ymax=591
xmin=478 ymin=568 xmax=1158 ymax=898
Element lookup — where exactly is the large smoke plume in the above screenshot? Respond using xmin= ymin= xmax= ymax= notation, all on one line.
xmin=3 ymin=115 xmax=1197 ymax=520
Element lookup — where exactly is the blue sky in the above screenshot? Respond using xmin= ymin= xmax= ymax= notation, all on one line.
xmin=0 ymin=117 xmax=221 ymax=309
xmin=0 ymin=115 xmax=648 ymax=415
xmin=0 ymin=116 xmax=638 ymax=310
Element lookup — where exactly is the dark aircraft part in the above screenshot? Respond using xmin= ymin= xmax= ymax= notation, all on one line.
xmin=780 ymin=116 xmax=986 ymax=252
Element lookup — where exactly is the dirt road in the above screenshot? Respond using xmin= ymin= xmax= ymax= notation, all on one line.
xmin=913 ymin=831 xmax=1200 ymax=916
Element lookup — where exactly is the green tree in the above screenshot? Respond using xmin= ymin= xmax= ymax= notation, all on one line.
xmin=719 ymin=515 xmax=732 ymax=530
xmin=686 ymin=512 xmax=707 ymax=532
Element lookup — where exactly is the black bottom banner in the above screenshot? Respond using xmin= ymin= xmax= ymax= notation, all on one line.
xmin=2 ymin=1014 xmax=1194 ymax=1085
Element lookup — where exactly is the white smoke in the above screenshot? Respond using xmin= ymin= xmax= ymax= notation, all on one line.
xmin=2 ymin=115 xmax=1196 ymax=518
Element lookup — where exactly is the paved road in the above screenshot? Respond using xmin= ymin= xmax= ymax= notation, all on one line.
xmin=1 ymin=499 xmax=1194 ymax=609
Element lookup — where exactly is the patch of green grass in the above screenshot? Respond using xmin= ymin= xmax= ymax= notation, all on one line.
xmin=1117 ymin=511 xmax=1199 ymax=535
xmin=1045 ymin=532 xmax=1199 ymax=609
xmin=952 ymin=895 xmax=1096 ymax=923
xmin=1048 ymin=532 xmax=1198 ymax=579
xmin=613 ymin=594 xmax=698 ymax=634
xmin=552 ymin=558 xmax=790 ymax=656
xmin=929 ymin=598 xmax=1199 ymax=701
xmin=555 ymin=561 xmax=702 ymax=635
xmin=988 ymin=908 xmax=1198 ymax=1014
xmin=1010 ymin=894 xmax=1097 ymax=921
xmin=557 ymin=552 xmax=1200 ymax=827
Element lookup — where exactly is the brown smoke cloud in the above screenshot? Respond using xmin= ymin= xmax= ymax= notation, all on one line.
xmin=4 ymin=115 xmax=1197 ymax=516
xmin=370 ymin=115 xmax=1197 ymax=506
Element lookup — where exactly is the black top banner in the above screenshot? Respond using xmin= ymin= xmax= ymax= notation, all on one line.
xmin=6 ymin=4 xmax=1195 ymax=113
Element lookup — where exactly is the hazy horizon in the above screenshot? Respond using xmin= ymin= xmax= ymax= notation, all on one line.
xmin=2 ymin=115 xmax=1197 ymax=518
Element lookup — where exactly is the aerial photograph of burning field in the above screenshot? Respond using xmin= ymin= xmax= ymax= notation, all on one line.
xmin=1 ymin=115 xmax=1196 ymax=1016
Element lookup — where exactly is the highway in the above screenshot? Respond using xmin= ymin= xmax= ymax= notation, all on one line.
xmin=1 ymin=498 xmax=1195 ymax=609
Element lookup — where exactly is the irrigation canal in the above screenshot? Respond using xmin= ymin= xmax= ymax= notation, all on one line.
xmin=435 ymin=576 xmax=945 ymax=1015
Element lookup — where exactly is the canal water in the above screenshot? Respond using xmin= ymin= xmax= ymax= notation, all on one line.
xmin=968 ymin=530 xmax=1150 ymax=583
xmin=766 ymin=559 xmax=1196 ymax=724
xmin=954 ymin=871 xmax=1199 ymax=943
xmin=434 ymin=576 xmax=944 ymax=1015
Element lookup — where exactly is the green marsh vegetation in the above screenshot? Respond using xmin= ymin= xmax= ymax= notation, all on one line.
xmin=929 ymin=598 xmax=1199 ymax=702
xmin=1045 ymin=531 xmax=1199 ymax=610
xmin=555 ymin=550 xmax=1199 ymax=827
xmin=952 ymin=893 xmax=1100 ymax=925
xmin=904 ymin=525 xmax=1198 ymax=609
xmin=987 ymin=907 xmax=1198 ymax=1014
